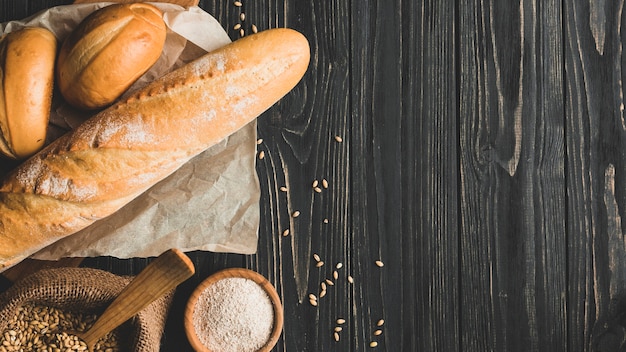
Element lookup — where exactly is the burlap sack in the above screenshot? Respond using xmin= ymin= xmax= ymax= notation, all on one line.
xmin=0 ymin=267 xmax=174 ymax=351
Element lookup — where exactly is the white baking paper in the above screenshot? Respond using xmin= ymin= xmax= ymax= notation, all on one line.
xmin=0 ymin=3 xmax=261 ymax=259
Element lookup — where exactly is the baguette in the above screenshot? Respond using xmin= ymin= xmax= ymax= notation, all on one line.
xmin=0 ymin=28 xmax=310 ymax=270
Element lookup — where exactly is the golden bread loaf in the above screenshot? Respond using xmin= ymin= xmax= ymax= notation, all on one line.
xmin=0 ymin=28 xmax=310 ymax=270
xmin=57 ymin=3 xmax=167 ymax=110
xmin=0 ymin=27 xmax=57 ymax=160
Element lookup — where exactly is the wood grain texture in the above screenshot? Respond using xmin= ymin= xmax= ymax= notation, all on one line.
xmin=4 ymin=0 xmax=626 ymax=351
xmin=564 ymin=0 xmax=626 ymax=351
xmin=349 ymin=0 xmax=460 ymax=351
xmin=458 ymin=1 xmax=567 ymax=351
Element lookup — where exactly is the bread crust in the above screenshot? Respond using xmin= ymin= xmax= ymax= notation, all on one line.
xmin=0 ymin=28 xmax=310 ymax=270
xmin=57 ymin=3 xmax=167 ymax=110
xmin=0 ymin=27 xmax=57 ymax=159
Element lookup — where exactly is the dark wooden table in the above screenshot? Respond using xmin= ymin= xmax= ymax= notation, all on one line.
xmin=3 ymin=0 xmax=626 ymax=351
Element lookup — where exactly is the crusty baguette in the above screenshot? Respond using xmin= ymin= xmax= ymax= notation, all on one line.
xmin=0 ymin=27 xmax=57 ymax=159
xmin=0 ymin=28 xmax=310 ymax=270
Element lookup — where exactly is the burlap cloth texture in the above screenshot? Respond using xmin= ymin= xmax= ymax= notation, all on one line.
xmin=0 ymin=267 xmax=174 ymax=351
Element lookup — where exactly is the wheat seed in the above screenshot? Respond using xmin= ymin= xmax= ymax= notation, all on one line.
xmin=336 ymin=262 xmax=343 ymax=269
xmin=337 ymin=318 xmax=346 ymax=325
xmin=0 ymin=303 xmax=120 ymax=352
xmin=258 ymin=150 xmax=265 ymax=159
xmin=322 ymin=178 xmax=329 ymax=188
xmin=252 ymin=24 xmax=258 ymax=33
xmin=280 ymin=186 xmax=288 ymax=192
xmin=292 ymin=210 xmax=301 ymax=218
xmin=335 ymin=135 xmax=343 ymax=142
xmin=312 ymin=180 xmax=319 ymax=188
xmin=282 ymin=229 xmax=290 ymax=237
xmin=376 ymin=319 xmax=385 ymax=327
xmin=370 ymin=341 xmax=378 ymax=347
xmin=316 ymin=261 xmax=325 ymax=268
xmin=334 ymin=332 xmax=340 ymax=342
xmin=233 ymin=0 xmax=242 ymax=6
xmin=375 ymin=260 xmax=384 ymax=267
xmin=374 ymin=329 xmax=383 ymax=336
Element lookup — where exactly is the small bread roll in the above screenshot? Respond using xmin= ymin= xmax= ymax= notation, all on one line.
xmin=57 ymin=3 xmax=167 ymax=110
xmin=0 ymin=27 xmax=57 ymax=160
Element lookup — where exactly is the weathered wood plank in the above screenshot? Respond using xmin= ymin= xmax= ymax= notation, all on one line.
xmin=247 ymin=0 xmax=353 ymax=350
xmin=459 ymin=1 xmax=567 ymax=351
xmin=564 ymin=0 xmax=626 ymax=350
xmin=348 ymin=0 xmax=460 ymax=350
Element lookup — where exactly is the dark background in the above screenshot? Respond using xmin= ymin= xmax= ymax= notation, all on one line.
xmin=3 ymin=0 xmax=626 ymax=351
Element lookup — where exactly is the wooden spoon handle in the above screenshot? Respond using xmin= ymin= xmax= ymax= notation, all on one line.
xmin=80 ymin=249 xmax=195 ymax=346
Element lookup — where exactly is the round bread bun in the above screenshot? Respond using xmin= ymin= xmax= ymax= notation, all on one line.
xmin=0 ymin=27 xmax=57 ymax=160
xmin=57 ymin=3 xmax=167 ymax=110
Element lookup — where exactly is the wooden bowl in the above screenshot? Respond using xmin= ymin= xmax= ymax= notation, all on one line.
xmin=184 ymin=268 xmax=284 ymax=352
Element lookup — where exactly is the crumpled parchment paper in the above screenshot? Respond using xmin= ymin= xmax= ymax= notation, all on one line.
xmin=0 ymin=2 xmax=260 ymax=259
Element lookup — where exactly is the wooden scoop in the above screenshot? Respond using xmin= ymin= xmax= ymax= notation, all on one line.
xmin=76 ymin=248 xmax=195 ymax=351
